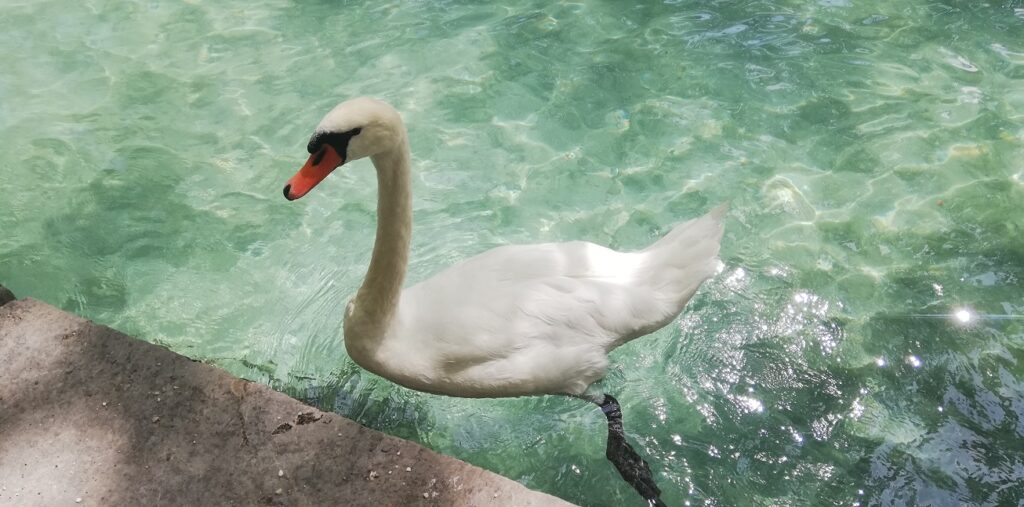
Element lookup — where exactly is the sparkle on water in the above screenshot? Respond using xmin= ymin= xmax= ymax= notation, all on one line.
xmin=954 ymin=307 xmax=974 ymax=324
xmin=2 ymin=0 xmax=1024 ymax=505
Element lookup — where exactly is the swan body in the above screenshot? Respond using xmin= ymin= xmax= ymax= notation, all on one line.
xmin=284 ymin=97 xmax=725 ymax=399
xmin=368 ymin=223 xmax=723 ymax=398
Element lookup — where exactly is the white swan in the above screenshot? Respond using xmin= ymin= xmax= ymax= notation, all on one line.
xmin=283 ymin=97 xmax=725 ymax=504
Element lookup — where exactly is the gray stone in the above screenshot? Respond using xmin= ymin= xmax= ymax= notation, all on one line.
xmin=0 ymin=285 xmax=14 ymax=306
xmin=0 ymin=298 xmax=573 ymax=507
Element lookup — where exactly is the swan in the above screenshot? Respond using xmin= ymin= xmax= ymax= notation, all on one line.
xmin=283 ymin=97 xmax=725 ymax=505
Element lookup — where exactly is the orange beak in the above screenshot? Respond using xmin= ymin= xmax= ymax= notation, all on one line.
xmin=283 ymin=145 xmax=344 ymax=201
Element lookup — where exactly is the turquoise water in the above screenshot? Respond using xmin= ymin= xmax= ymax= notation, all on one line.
xmin=2 ymin=0 xmax=1023 ymax=504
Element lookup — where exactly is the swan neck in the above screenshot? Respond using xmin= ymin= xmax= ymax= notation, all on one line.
xmin=354 ymin=136 xmax=412 ymax=330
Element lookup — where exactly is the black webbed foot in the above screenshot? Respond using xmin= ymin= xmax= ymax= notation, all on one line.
xmin=600 ymin=394 xmax=666 ymax=507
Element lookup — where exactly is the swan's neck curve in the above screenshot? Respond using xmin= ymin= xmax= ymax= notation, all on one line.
xmin=345 ymin=134 xmax=412 ymax=356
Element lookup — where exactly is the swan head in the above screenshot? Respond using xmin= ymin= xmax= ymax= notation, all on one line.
xmin=283 ymin=97 xmax=404 ymax=201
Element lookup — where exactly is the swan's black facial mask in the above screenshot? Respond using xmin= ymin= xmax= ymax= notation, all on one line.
xmin=306 ymin=128 xmax=362 ymax=159
xmin=283 ymin=128 xmax=362 ymax=201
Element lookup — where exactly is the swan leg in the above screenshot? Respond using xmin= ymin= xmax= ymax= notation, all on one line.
xmin=589 ymin=394 xmax=667 ymax=507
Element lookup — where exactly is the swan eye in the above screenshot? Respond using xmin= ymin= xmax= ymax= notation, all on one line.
xmin=311 ymin=147 xmax=326 ymax=166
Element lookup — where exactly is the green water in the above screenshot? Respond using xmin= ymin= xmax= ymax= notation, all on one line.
xmin=2 ymin=0 xmax=1023 ymax=504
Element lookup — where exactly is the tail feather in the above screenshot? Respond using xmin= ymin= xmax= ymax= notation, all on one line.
xmin=642 ymin=203 xmax=726 ymax=293
xmin=612 ymin=203 xmax=726 ymax=344
xmin=645 ymin=202 xmax=727 ymax=253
